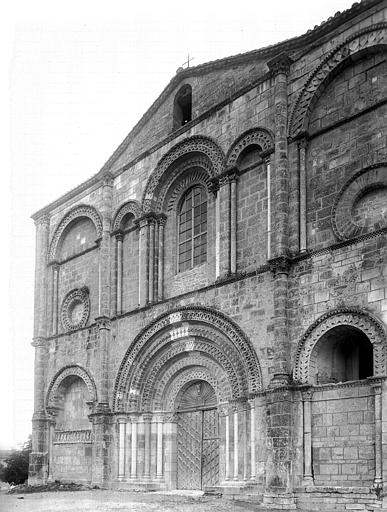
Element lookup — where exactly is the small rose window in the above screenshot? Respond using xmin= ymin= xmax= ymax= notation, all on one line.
xmin=61 ymin=287 xmax=90 ymax=331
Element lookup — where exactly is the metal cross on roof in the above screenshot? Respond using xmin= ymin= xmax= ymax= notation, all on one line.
xmin=182 ymin=54 xmax=195 ymax=68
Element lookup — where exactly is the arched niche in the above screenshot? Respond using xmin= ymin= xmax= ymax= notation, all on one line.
xmin=112 ymin=200 xmax=141 ymax=232
xmin=288 ymin=23 xmax=387 ymax=139
xmin=46 ymin=365 xmax=97 ymax=410
xmin=225 ymin=128 xmax=274 ymax=169
xmin=49 ymin=205 xmax=103 ymax=262
xmin=293 ymin=308 xmax=387 ymax=385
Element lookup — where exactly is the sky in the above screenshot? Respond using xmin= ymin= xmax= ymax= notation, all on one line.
xmin=1 ymin=0 xmax=358 ymax=449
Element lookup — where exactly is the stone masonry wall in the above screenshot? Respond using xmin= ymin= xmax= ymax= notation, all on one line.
xmin=312 ymin=384 xmax=375 ymax=487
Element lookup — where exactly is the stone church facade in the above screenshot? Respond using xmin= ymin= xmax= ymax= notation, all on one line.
xmin=29 ymin=1 xmax=387 ymax=509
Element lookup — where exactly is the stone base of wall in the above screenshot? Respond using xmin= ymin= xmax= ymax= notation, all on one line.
xmin=295 ymin=486 xmax=382 ymax=511
xmin=28 ymin=452 xmax=48 ymax=486
xmin=263 ymin=492 xmax=297 ymax=509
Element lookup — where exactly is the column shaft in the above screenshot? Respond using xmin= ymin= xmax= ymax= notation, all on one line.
xmin=156 ymin=418 xmax=163 ymax=478
xmin=230 ymin=177 xmax=237 ymax=274
xmin=118 ymin=420 xmax=126 ymax=478
xmin=299 ymin=140 xmax=307 ymax=253
xmin=250 ymin=404 xmax=256 ymax=480
xmin=302 ymin=391 xmax=313 ymax=483
xmin=131 ymin=420 xmax=138 ymax=478
xmin=148 ymin=220 xmax=155 ymax=302
xmin=144 ymin=418 xmax=151 ymax=478
xmin=225 ymin=413 xmax=230 ymax=480
xmin=138 ymin=219 xmax=149 ymax=307
xmin=233 ymin=410 xmax=239 ymax=480
xmin=116 ymin=235 xmax=123 ymax=315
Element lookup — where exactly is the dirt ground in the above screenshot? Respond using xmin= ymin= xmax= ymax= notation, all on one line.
xmin=0 ymin=489 xmax=275 ymax=512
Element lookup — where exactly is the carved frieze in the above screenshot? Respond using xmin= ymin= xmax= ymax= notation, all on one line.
xmin=54 ymin=429 xmax=93 ymax=444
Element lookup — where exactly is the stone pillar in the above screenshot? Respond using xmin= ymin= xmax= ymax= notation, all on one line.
xmin=219 ymin=174 xmax=231 ymax=278
xmin=266 ymin=159 xmax=272 ymax=260
xmin=29 ymin=213 xmax=50 ymax=485
xmin=267 ymin=53 xmax=292 ymax=257
xmin=95 ymin=316 xmax=111 ymax=408
xmin=51 ymin=262 xmax=59 ymax=335
xmin=116 ymin=232 xmax=124 ymax=315
xmin=148 ymin=218 xmax=155 ymax=303
xmin=225 ymin=408 xmax=231 ymax=480
xmin=138 ymin=216 xmax=149 ymax=307
xmin=99 ymin=172 xmax=113 ymax=317
xmin=117 ymin=417 xmax=127 ymax=479
xmin=249 ymin=399 xmax=256 ymax=481
xmin=233 ymin=406 xmax=239 ymax=480
xmin=89 ymin=410 xmax=112 ymax=487
xmin=301 ymin=388 xmax=313 ymax=484
xmin=143 ymin=414 xmax=152 ymax=479
xmin=156 ymin=414 xmax=164 ymax=479
xmin=298 ymin=138 xmax=308 ymax=253
xmin=371 ymin=379 xmax=383 ymax=489
xmin=243 ymin=406 xmax=248 ymax=481
xmin=230 ymin=170 xmax=238 ymax=274
xmin=214 ymin=183 xmax=220 ymax=279
xmin=46 ymin=407 xmax=58 ymax=483
xmin=157 ymin=216 xmax=166 ymax=301
xmin=130 ymin=415 xmax=138 ymax=479
xmin=153 ymin=218 xmax=159 ymax=301
xmin=164 ymin=413 xmax=178 ymax=488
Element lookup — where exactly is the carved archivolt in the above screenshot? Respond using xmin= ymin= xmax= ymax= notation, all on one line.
xmin=225 ymin=128 xmax=274 ymax=167
xmin=60 ymin=287 xmax=90 ymax=331
xmin=49 ymin=204 xmax=103 ymax=261
xmin=332 ymin=163 xmax=387 ymax=241
xmin=112 ymin=200 xmax=142 ymax=232
xmin=289 ymin=23 xmax=387 ymax=139
xmin=113 ymin=306 xmax=262 ymax=412
xmin=142 ymin=136 xmax=225 ymax=212
xmin=46 ymin=365 xmax=97 ymax=409
xmin=293 ymin=308 xmax=387 ymax=384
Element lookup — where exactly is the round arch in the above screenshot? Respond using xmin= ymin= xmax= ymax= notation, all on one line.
xmin=113 ymin=306 xmax=262 ymax=412
xmin=293 ymin=308 xmax=387 ymax=385
xmin=112 ymin=200 xmax=142 ymax=232
xmin=288 ymin=23 xmax=387 ymax=139
xmin=46 ymin=365 xmax=97 ymax=409
xmin=142 ymin=136 xmax=225 ymax=213
xmin=225 ymin=127 xmax=274 ymax=167
xmin=49 ymin=204 xmax=103 ymax=262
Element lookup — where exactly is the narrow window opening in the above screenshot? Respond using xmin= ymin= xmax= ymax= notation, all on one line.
xmin=178 ymin=185 xmax=207 ymax=272
xmin=173 ymin=84 xmax=192 ymax=129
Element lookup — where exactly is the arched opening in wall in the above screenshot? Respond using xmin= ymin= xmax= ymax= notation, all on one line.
xmin=178 ymin=185 xmax=207 ymax=272
xmin=120 ymin=212 xmax=139 ymax=311
xmin=311 ymin=326 xmax=373 ymax=385
xmin=237 ymin=145 xmax=262 ymax=172
xmin=51 ymin=376 xmax=92 ymax=483
xmin=57 ymin=217 xmax=97 ymax=261
xmin=176 ymin=380 xmax=219 ymax=490
xmin=173 ymin=84 xmax=192 ymax=130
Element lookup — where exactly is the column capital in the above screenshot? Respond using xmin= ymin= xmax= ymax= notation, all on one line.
xmin=100 ymin=171 xmax=114 ymax=187
xmin=31 ymin=336 xmax=47 ymax=347
xmin=112 ymin=229 xmax=124 ymax=241
xmin=95 ymin=315 xmax=111 ymax=330
xmin=267 ymin=53 xmax=293 ymax=76
xmin=301 ymin=387 xmax=313 ymax=401
xmin=268 ymin=255 xmax=292 ymax=276
xmin=157 ymin=213 xmax=167 ymax=227
xmin=297 ymin=134 xmax=310 ymax=150
xmin=142 ymin=412 xmax=153 ymax=422
xmin=33 ymin=212 xmax=50 ymax=228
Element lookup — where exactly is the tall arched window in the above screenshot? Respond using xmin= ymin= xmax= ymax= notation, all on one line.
xmin=173 ymin=84 xmax=192 ymax=130
xmin=178 ymin=186 xmax=207 ymax=272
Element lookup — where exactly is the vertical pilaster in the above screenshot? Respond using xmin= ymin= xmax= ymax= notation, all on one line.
xmin=230 ymin=171 xmax=238 ymax=274
xmin=298 ymin=138 xmax=308 ymax=253
xmin=143 ymin=413 xmax=152 ymax=479
xmin=148 ymin=218 xmax=155 ymax=303
xmin=214 ymin=184 xmax=220 ymax=279
xmin=371 ymin=380 xmax=383 ymax=489
xmin=156 ymin=414 xmax=164 ymax=479
xmin=267 ymin=54 xmax=292 ymax=388
xmin=225 ymin=409 xmax=230 ymax=481
xmin=249 ymin=399 xmax=256 ymax=481
xmin=51 ymin=262 xmax=59 ymax=335
xmin=233 ymin=407 xmax=239 ymax=480
xmin=89 ymin=411 xmax=112 ymax=487
xmin=138 ymin=216 xmax=149 ymax=307
xmin=266 ymin=159 xmax=272 ymax=260
xmin=157 ymin=216 xmax=166 ymax=301
xmin=116 ymin=232 xmax=123 ymax=315
xmin=130 ymin=415 xmax=138 ymax=479
xmin=219 ymin=174 xmax=231 ymax=278
xmin=301 ymin=388 xmax=313 ymax=484
xmin=29 ymin=213 xmax=50 ymax=485
xmin=99 ymin=172 xmax=113 ymax=317
xmin=117 ymin=417 xmax=127 ymax=479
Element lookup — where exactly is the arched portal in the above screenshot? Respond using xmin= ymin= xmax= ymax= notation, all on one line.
xmin=113 ymin=306 xmax=262 ymax=490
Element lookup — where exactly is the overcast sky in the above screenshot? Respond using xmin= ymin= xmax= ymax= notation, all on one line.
xmin=1 ymin=0 xmax=357 ymax=449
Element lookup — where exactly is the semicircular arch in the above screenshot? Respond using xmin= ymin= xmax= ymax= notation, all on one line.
xmin=112 ymin=200 xmax=142 ymax=232
xmin=225 ymin=127 xmax=274 ymax=167
xmin=113 ymin=306 xmax=262 ymax=412
xmin=49 ymin=204 xmax=103 ymax=262
xmin=289 ymin=23 xmax=387 ymax=139
xmin=142 ymin=136 xmax=225 ymax=213
xmin=46 ymin=365 xmax=97 ymax=409
xmin=293 ymin=308 xmax=387 ymax=385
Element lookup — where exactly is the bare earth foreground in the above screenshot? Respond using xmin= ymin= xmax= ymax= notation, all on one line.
xmin=0 ymin=490 xmax=285 ymax=512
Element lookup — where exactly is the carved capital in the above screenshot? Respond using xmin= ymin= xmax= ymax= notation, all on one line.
xmin=31 ymin=336 xmax=47 ymax=348
xmin=267 ymin=53 xmax=293 ymax=76
xmin=157 ymin=214 xmax=167 ymax=227
xmin=34 ymin=213 xmax=50 ymax=228
xmin=115 ymin=230 xmax=124 ymax=242
xmin=301 ymin=387 xmax=313 ymax=401
xmin=297 ymin=136 xmax=309 ymax=151
xmin=268 ymin=255 xmax=291 ymax=276
xmin=163 ymin=412 xmax=178 ymax=423
xmin=101 ymin=172 xmax=114 ymax=187
xmin=95 ymin=315 xmax=111 ymax=330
